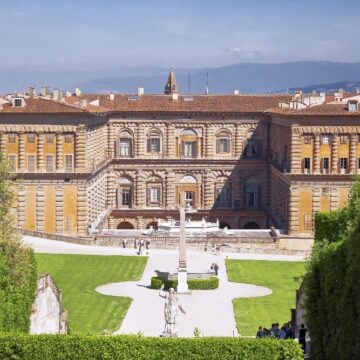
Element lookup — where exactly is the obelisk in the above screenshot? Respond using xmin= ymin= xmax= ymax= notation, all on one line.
xmin=177 ymin=207 xmax=188 ymax=293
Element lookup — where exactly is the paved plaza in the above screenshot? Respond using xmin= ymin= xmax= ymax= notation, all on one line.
xmin=24 ymin=236 xmax=305 ymax=337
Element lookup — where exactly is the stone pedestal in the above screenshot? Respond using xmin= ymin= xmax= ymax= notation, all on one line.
xmin=177 ymin=269 xmax=188 ymax=293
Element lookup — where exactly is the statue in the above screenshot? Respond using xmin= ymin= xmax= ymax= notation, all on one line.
xmin=159 ymin=285 xmax=186 ymax=337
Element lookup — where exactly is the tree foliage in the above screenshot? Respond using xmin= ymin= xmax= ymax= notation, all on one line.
xmin=0 ymin=153 xmax=37 ymax=332
xmin=304 ymin=176 xmax=360 ymax=359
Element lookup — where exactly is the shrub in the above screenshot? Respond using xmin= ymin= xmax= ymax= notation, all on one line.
xmin=150 ymin=276 xmax=219 ymax=290
xmin=0 ymin=334 xmax=303 ymax=360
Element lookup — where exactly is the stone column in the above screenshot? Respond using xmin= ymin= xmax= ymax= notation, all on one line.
xmin=349 ymin=133 xmax=357 ymax=173
xmin=177 ymin=207 xmax=188 ymax=293
xmin=36 ymin=186 xmax=45 ymax=232
xmin=288 ymin=186 xmax=299 ymax=234
xmin=37 ymin=132 xmax=44 ymax=172
xmin=165 ymin=171 xmax=175 ymax=209
xmin=75 ymin=125 xmax=87 ymax=173
xmin=331 ymin=134 xmax=338 ymax=174
xmin=55 ymin=186 xmax=64 ymax=234
xmin=290 ymin=129 xmax=301 ymax=174
xmin=77 ymin=185 xmax=88 ymax=235
xmin=18 ymin=132 xmax=25 ymax=172
xmin=136 ymin=124 xmax=145 ymax=157
xmin=205 ymin=125 xmax=214 ymax=158
xmin=204 ymin=171 xmax=215 ymax=210
xmin=0 ymin=132 xmax=6 ymax=154
xmin=234 ymin=124 xmax=243 ymax=158
xmin=313 ymin=133 xmax=320 ymax=174
xmin=166 ymin=123 xmax=175 ymax=158
xmin=56 ymin=133 xmax=63 ymax=172
xmin=17 ymin=185 xmax=26 ymax=229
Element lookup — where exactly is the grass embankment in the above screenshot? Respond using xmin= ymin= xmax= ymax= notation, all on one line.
xmin=226 ymin=260 xmax=305 ymax=336
xmin=35 ymin=254 xmax=147 ymax=334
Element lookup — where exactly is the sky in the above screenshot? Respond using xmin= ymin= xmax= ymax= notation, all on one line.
xmin=1 ymin=0 xmax=359 ymax=70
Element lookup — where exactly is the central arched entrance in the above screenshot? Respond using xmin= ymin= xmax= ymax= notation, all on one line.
xmin=117 ymin=221 xmax=134 ymax=229
xmin=243 ymin=221 xmax=260 ymax=229
xmin=146 ymin=221 xmax=158 ymax=230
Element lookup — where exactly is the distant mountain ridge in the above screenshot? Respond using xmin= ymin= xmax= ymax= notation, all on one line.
xmin=288 ymin=80 xmax=360 ymax=94
xmin=1 ymin=61 xmax=360 ymax=94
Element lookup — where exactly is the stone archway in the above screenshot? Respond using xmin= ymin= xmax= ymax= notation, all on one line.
xmin=243 ymin=221 xmax=260 ymax=229
xmin=219 ymin=221 xmax=232 ymax=229
xmin=117 ymin=221 xmax=135 ymax=229
xmin=146 ymin=221 xmax=158 ymax=230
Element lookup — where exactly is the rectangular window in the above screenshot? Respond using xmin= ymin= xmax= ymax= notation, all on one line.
xmin=322 ymin=187 xmax=330 ymax=196
xmin=218 ymin=187 xmax=229 ymax=202
xmin=304 ymin=157 xmax=311 ymax=170
xmin=303 ymin=134 xmax=312 ymax=144
xmin=46 ymin=134 xmax=54 ymax=143
xmin=183 ymin=141 xmax=196 ymax=158
xmin=8 ymin=133 xmax=16 ymax=143
xmin=27 ymin=155 xmax=35 ymax=172
xmin=8 ymin=154 xmax=16 ymax=171
xmin=185 ymin=191 xmax=194 ymax=208
xmin=340 ymin=157 xmax=348 ymax=169
xmin=149 ymin=187 xmax=160 ymax=203
xmin=217 ymin=138 xmax=230 ymax=153
xmin=304 ymin=214 xmax=313 ymax=231
xmin=340 ymin=135 xmax=348 ymax=144
xmin=45 ymin=155 xmax=54 ymax=172
xmin=119 ymin=139 xmax=131 ymax=157
xmin=321 ymin=134 xmax=331 ymax=144
xmin=65 ymin=154 xmax=73 ymax=172
xmin=322 ymin=157 xmax=329 ymax=170
xmin=248 ymin=192 xmax=255 ymax=207
xmin=14 ymin=98 xmax=22 ymax=107
xmin=64 ymin=134 xmax=73 ymax=143
xmin=121 ymin=188 xmax=131 ymax=207
xmin=27 ymin=133 xmax=35 ymax=143
xmin=148 ymin=138 xmax=160 ymax=153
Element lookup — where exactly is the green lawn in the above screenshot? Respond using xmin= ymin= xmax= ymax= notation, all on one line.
xmin=35 ymin=254 xmax=147 ymax=334
xmin=226 ymin=260 xmax=305 ymax=337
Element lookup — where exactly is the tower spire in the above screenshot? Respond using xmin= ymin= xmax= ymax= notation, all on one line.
xmin=164 ymin=65 xmax=179 ymax=95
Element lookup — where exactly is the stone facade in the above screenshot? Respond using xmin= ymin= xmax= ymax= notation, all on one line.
xmin=1 ymin=75 xmax=360 ymax=236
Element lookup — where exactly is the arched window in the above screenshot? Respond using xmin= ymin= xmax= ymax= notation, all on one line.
xmin=116 ymin=130 xmax=133 ymax=158
xmin=117 ymin=178 xmax=132 ymax=208
xmin=146 ymin=176 xmax=162 ymax=207
xmin=180 ymin=128 xmax=198 ymax=158
xmin=216 ymin=130 xmax=231 ymax=154
xmin=244 ymin=131 xmax=258 ymax=158
xmin=214 ymin=177 xmax=231 ymax=208
xmin=245 ymin=179 xmax=258 ymax=208
xmin=146 ymin=129 xmax=162 ymax=154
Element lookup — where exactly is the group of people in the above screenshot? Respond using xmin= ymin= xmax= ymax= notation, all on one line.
xmin=135 ymin=239 xmax=150 ymax=255
xmin=256 ymin=322 xmax=308 ymax=352
xmin=210 ymin=262 xmax=219 ymax=276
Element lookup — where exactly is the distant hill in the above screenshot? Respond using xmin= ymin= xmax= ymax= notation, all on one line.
xmin=2 ymin=61 xmax=360 ymax=94
xmin=288 ymin=80 xmax=360 ymax=94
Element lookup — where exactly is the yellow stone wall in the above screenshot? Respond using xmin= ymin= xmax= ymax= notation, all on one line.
xmin=25 ymin=186 xmax=37 ymax=230
xmin=44 ymin=186 xmax=56 ymax=233
xmin=63 ymin=185 xmax=78 ymax=235
xmin=298 ymin=187 xmax=313 ymax=233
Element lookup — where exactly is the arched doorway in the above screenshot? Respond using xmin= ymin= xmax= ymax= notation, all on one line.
xmin=219 ymin=221 xmax=231 ymax=229
xmin=146 ymin=221 xmax=158 ymax=230
xmin=117 ymin=221 xmax=134 ymax=229
xmin=243 ymin=221 xmax=260 ymax=229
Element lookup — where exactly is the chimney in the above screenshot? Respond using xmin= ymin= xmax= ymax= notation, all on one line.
xmin=41 ymin=85 xmax=49 ymax=97
xmin=109 ymin=93 xmax=115 ymax=101
xmin=234 ymin=89 xmax=240 ymax=95
xmin=59 ymin=91 xmax=65 ymax=100
xmin=137 ymin=87 xmax=144 ymax=96
xmin=172 ymin=93 xmax=179 ymax=101
xmin=66 ymin=91 xmax=72 ymax=98
xmin=28 ymin=86 xmax=35 ymax=97
xmin=75 ymin=87 xmax=82 ymax=96
xmin=53 ymin=89 xmax=59 ymax=101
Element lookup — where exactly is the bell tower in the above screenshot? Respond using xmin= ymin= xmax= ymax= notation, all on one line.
xmin=164 ymin=65 xmax=179 ymax=95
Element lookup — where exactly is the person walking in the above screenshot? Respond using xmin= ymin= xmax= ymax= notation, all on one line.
xmin=214 ymin=263 xmax=219 ymax=276
xmin=298 ymin=323 xmax=307 ymax=352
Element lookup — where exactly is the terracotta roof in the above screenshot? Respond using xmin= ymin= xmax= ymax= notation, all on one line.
xmin=268 ymin=103 xmax=360 ymax=117
xmin=0 ymin=98 xmax=87 ymax=114
xmin=71 ymin=94 xmax=292 ymax=113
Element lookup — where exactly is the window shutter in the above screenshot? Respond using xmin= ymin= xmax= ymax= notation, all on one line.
xmin=193 ymin=141 xmax=197 ymax=158
xmin=226 ymin=139 xmax=230 ymax=153
xmin=147 ymin=138 xmax=151 ymax=153
xmin=216 ymin=139 xmax=220 ymax=153
xmin=181 ymin=142 xmax=185 ymax=156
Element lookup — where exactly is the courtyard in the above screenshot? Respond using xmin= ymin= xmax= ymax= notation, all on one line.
xmin=26 ymin=236 xmax=305 ymax=337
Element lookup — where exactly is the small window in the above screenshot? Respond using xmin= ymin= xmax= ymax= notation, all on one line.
xmin=119 ymin=138 xmax=132 ymax=157
xmin=45 ymin=155 xmax=54 ymax=172
xmin=340 ymin=157 xmax=348 ymax=169
xmin=14 ymin=98 xmax=22 ymax=107
xmin=182 ymin=141 xmax=196 ymax=158
xmin=217 ymin=138 xmax=230 ymax=153
xmin=27 ymin=155 xmax=35 ymax=172
xmin=64 ymin=134 xmax=73 ymax=143
xmin=322 ymin=187 xmax=330 ymax=196
xmin=27 ymin=133 xmax=35 ymax=143
xmin=8 ymin=133 xmax=16 ymax=143
xmin=304 ymin=214 xmax=313 ymax=231
xmin=304 ymin=157 xmax=311 ymax=170
xmin=8 ymin=154 xmax=16 ymax=171
xmin=147 ymin=137 xmax=160 ymax=153
xmin=322 ymin=157 xmax=329 ymax=170
xmin=321 ymin=134 xmax=331 ymax=145
xmin=65 ymin=155 xmax=73 ymax=172
xmin=46 ymin=134 xmax=54 ymax=143
xmin=340 ymin=135 xmax=348 ymax=144
xmin=121 ymin=188 xmax=131 ymax=207
xmin=148 ymin=187 xmax=160 ymax=203
xmin=303 ymin=134 xmax=312 ymax=144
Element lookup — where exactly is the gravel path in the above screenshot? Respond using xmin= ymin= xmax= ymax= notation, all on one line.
xmin=24 ymin=235 xmax=305 ymax=337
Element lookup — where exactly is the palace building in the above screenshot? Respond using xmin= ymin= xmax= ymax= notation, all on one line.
xmin=1 ymin=69 xmax=359 ymax=237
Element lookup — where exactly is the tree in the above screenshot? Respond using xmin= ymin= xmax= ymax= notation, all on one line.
xmin=0 ymin=153 xmax=37 ymax=332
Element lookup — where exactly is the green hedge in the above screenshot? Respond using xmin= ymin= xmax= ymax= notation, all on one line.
xmin=0 ymin=334 xmax=303 ymax=360
xmin=150 ymin=276 xmax=219 ymax=290
xmin=314 ymin=210 xmax=346 ymax=243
